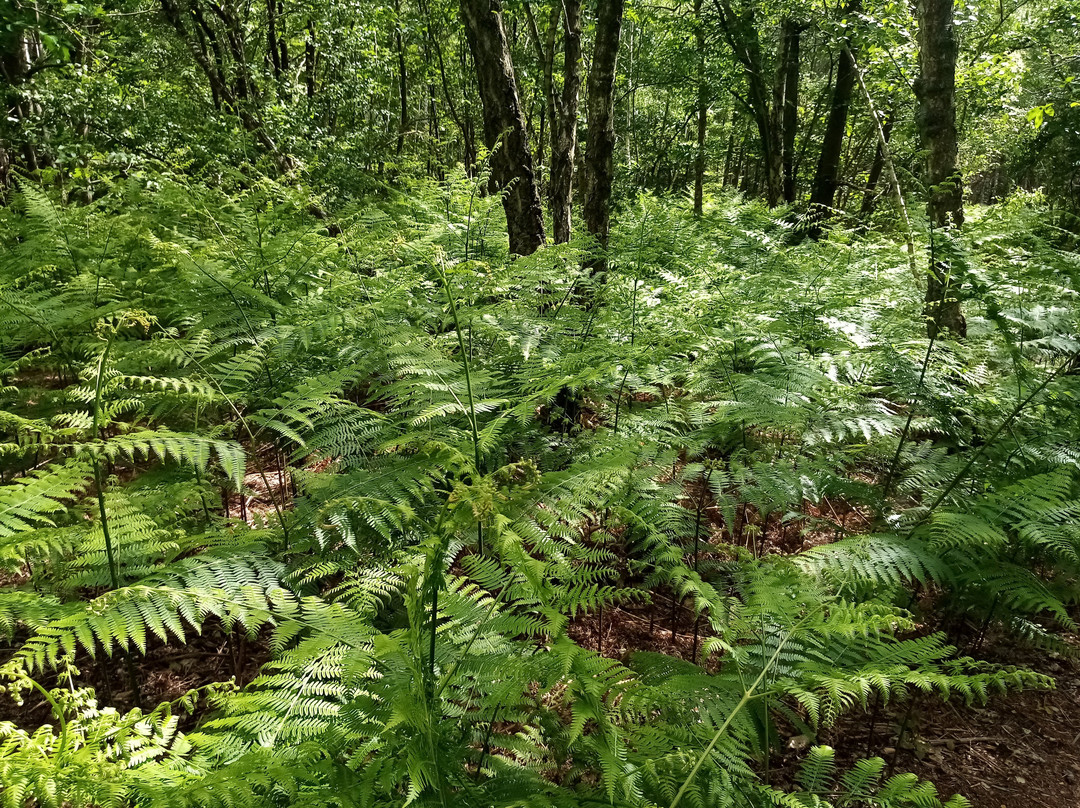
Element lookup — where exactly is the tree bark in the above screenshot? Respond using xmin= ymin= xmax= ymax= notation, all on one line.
xmin=550 ymin=0 xmax=582 ymax=243
xmin=712 ymin=1 xmax=783 ymax=205
xmin=266 ymin=0 xmax=281 ymax=80
xmin=523 ymin=0 xmax=559 ymax=176
xmin=277 ymin=2 xmax=288 ymax=77
xmin=395 ymin=0 xmax=409 ymax=155
xmin=160 ymin=0 xmax=293 ymax=172
xmin=781 ymin=21 xmax=800 ymax=203
xmin=809 ymin=2 xmax=859 ymax=226
xmin=305 ymin=20 xmax=317 ymax=99
xmin=693 ymin=0 xmax=708 ymax=215
xmin=721 ymin=106 xmax=736 ymax=186
xmin=915 ymin=0 xmax=966 ymax=337
xmin=859 ymin=111 xmax=893 ymax=215
xmin=420 ymin=0 xmax=473 ymax=170
xmin=582 ymin=0 xmax=624 ymax=278
xmin=459 ymin=0 xmax=546 ymax=255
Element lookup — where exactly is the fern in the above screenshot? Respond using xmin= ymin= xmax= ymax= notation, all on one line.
xmin=0 ymin=179 xmax=1075 ymax=808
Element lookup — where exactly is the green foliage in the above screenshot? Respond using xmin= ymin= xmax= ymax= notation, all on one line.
xmin=0 ymin=179 xmax=1074 ymax=808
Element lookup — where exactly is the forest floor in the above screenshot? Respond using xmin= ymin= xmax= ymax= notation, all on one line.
xmin=3 ymin=579 xmax=1077 ymax=806
xmin=800 ymin=636 xmax=1080 ymax=808
xmin=570 ymin=606 xmax=1080 ymax=808
xmin=4 ymin=457 xmax=1077 ymax=806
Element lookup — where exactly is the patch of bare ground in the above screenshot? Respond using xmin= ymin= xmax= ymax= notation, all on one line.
xmin=0 ymin=622 xmax=270 ymax=732
xmin=572 ymin=588 xmax=1080 ymax=807
xmin=222 ymin=443 xmax=302 ymax=525
xmin=772 ymin=637 xmax=1080 ymax=808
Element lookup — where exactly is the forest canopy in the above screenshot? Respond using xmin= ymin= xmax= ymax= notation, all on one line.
xmin=0 ymin=0 xmax=1079 ymax=805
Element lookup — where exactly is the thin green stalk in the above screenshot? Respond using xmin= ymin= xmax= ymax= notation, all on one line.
xmin=613 ymin=220 xmax=647 ymax=435
xmin=24 ymin=677 xmax=69 ymax=761
xmin=424 ymin=498 xmax=454 ymax=694
xmin=847 ymin=46 xmax=917 ymax=279
xmin=427 ymin=542 xmax=444 ymax=689
xmin=669 ymin=626 xmax=796 ymax=808
xmin=690 ymin=466 xmax=714 ymax=662
xmin=881 ymin=221 xmax=952 ymax=503
xmin=91 ymin=336 xmax=142 ymax=708
xmin=881 ymin=333 xmax=940 ymax=503
xmin=435 ymin=579 xmax=512 ymax=700
xmin=434 ymin=259 xmax=484 ymax=554
xmin=192 ymin=403 xmax=214 ymax=522
xmin=612 ymin=365 xmax=632 ymax=436
xmin=154 ymin=327 xmax=289 ymax=543
xmin=91 ymin=337 xmax=120 ymax=592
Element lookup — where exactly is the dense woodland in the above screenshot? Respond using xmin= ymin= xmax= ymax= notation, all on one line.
xmin=0 ymin=0 xmax=1079 ymax=804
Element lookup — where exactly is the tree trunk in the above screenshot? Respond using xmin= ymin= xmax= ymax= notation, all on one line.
xmin=305 ymin=20 xmax=317 ymax=99
xmin=582 ymin=0 xmax=623 ymax=278
xmin=160 ymin=0 xmax=293 ymax=172
xmin=713 ymin=1 xmax=782 ymax=205
xmin=859 ymin=111 xmax=893 ymax=215
xmin=809 ymin=2 xmax=859 ymax=226
xmin=421 ymin=21 xmax=443 ymax=178
xmin=459 ymin=0 xmax=546 ymax=255
xmin=421 ymin=0 xmax=473 ymax=171
xmin=523 ymin=0 xmax=559 ymax=178
xmin=693 ymin=0 xmax=707 ymax=215
xmin=766 ymin=22 xmax=792 ymax=206
xmin=395 ymin=0 xmax=409 ymax=155
xmin=277 ymin=1 xmax=288 ymax=77
xmin=915 ymin=0 xmax=965 ymax=337
xmin=781 ymin=21 xmax=801 ymax=203
xmin=721 ymin=106 xmax=735 ymax=186
xmin=838 ymin=124 xmax=875 ymax=209
xmin=266 ymin=0 xmax=281 ymax=80
xmin=550 ymin=0 xmax=582 ymax=242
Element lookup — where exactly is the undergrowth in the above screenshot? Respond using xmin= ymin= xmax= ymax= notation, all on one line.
xmin=0 ymin=172 xmax=1076 ymax=807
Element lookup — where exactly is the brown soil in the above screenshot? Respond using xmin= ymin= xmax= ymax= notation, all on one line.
xmin=0 ymin=623 xmax=269 ymax=731
xmin=799 ymin=640 xmax=1080 ymax=808
xmin=571 ymin=602 xmax=1080 ymax=808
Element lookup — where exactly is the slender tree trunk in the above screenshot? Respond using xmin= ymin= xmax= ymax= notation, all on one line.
xmin=266 ymin=0 xmax=281 ymax=80
xmin=459 ymin=0 xmax=546 ymax=254
xmin=721 ymin=106 xmax=736 ymax=186
xmin=421 ymin=0 xmax=472 ymax=170
xmin=766 ymin=25 xmax=789 ymax=206
xmin=426 ymin=48 xmax=443 ymax=178
xmin=809 ymin=2 xmax=859 ymax=226
xmin=714 ymin=1 xmax=782 ymax=205
xmin=860 ymin=111 xmax=893 ymax=215
xmin=523 ymin=0 xmax=557 ymax=173
xmin=781 ymin=21 xmax=801 ymax=203
xmin=277 ymin=1 xmax=288 ymax=77
xmin=794 ymin=59 xmax=831 ymax=184
xmin=161 ymin=0 xmax=292 ymax=172
xmin=395 ymin=0 xmax=409 ymax=155
xmin=840 ymin=125 xmax=875 ymax=208
xmin=305 ymin=20 xmax=317 ymax=99
xmin=916 ymin=0 xmax=966 ymax=337
xmin=550 ymin=0 xmax=582 ymax=242
xmin=582 ymin=0 xmax=624 ymax=278
xmin=624 ymin=21 xmax=635 ymax=169
xmin=540 ymin=2 xmax=561 ymax=174
xmin=693 ymin=0 xmax=708 ymax=215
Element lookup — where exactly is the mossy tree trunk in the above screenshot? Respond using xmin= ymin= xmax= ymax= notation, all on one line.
xmin=915 ymin=0 xmax=966 ymax=337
